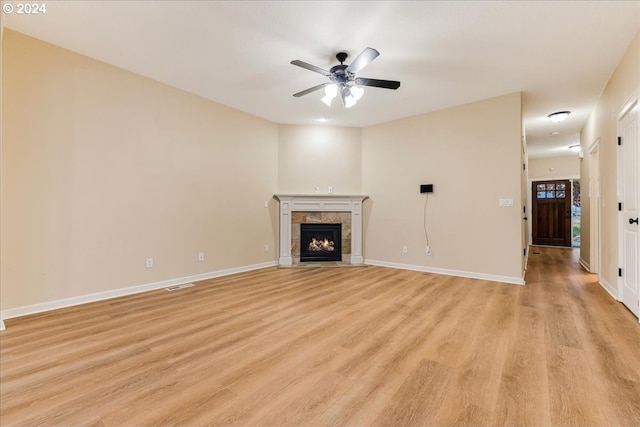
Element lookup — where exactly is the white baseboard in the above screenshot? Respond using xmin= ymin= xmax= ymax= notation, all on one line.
xmin=364 ymin=259 xmax=525 ymax=285
xmin=579 ymin=258 xmax=591 ymax=272
xmin=599 ymin=278 xmax=619 ymax=301
xmin=0 ymin=261 xmax=277 ymax=326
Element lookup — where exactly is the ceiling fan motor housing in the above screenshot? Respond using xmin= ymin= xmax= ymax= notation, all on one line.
xmin=330 ymin=52 xmax=353 ymax=84
xmin=330 ymin=65 xmax=352 ymax=84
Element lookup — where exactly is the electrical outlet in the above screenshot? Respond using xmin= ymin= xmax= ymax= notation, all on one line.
xmin=146 ymin=258 xmax=153 ymax=268
xmin=264 ymin=244 xmax=269 ymax=252
xmin=426 ymin=246 xmax=431 ymax=256
xmin=198 ymin=252 xmax=205 ymax=261
xmin=402 ymin=246 xmax=408 ymax=253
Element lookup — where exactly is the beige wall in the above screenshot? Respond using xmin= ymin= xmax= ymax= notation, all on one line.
xmin=528 ymin=156 xmax=580 ymax=180
xmin=1 ymin=30 xmax=279 ymax=311
xmin=362 ymin=93 xmax=524 ymax=281
xmin=580 ymin=31 xmax=640 ymax=287
xmin=278 ymin=125 xmax=361 ymax=194
xmin=1 ymin=30 xmax=527 ymax=317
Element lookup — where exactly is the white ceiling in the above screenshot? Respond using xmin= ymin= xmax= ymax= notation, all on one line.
xmin=4 ymin=1 xmax=640 ymax=158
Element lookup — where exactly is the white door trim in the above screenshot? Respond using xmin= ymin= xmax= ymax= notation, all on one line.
xmin=527 ymin=176 xmax=579 ymax=249
xmin=588 ymin=139 xmax=601 ymax=276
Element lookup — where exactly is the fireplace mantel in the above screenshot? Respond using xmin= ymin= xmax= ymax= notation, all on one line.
xmin=274 ymin=194 xmax=368 ymax=266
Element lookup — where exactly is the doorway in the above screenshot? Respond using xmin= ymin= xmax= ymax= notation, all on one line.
xmin=532 ymin=179 xmax=572 ymax=247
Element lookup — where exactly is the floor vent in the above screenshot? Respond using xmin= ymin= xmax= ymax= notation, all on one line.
xmin=165 ymin=283 xmax=195 ymax=292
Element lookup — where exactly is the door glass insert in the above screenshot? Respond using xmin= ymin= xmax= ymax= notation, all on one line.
xmin=572 ymin=180 xmax=580 ymax=247
xmin=546 ymin=191 xmax=555 ymax=198
xmin=556 ymin=183 xmax=566 ymax=190
xmin=546 ymin=184 xmax=556 ymax=190
xmin=557 ymin=191 xmax=566 ymax=198
xmin=537 ymin=191 xmax=546 ymax=199
xmin=537 ymin=184 xmax=546 ymax=191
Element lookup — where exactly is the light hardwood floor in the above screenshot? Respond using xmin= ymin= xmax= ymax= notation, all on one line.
xmin=1 ymin=247 xmax=639 ymax=426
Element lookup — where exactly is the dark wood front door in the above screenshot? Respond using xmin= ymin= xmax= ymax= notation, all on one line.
xmin=532 ymin=180 xmax=572 ymax=247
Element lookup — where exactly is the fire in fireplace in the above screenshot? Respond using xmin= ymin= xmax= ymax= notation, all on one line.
xmin=300 ymin=223 xmax=342 ymax=262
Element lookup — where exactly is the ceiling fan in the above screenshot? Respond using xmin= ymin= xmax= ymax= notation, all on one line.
xmin=291 ymin=47 xmax=401 ymax=108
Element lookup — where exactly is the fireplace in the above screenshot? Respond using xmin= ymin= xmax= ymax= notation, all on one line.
xmin=274 ymin=194 xmax=368 ymax=266
xmin=300 ymin=223 xmax=342 ymax=262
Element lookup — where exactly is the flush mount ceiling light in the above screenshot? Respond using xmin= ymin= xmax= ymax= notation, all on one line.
xmin=569 ymin=144 xmax=581 ymax=152
xmin=551 ymin=131 xmax=561 ymax=136
xmin=548 ymin=111 xmax=571 ymax=123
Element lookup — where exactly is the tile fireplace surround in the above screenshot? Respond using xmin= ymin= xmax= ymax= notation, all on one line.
xmin=274 ymin=194 xmax=368 ymax=266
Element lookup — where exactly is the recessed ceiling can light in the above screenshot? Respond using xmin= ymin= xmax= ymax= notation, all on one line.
xmin=569 ymin=144 xmax=581 ymax=152
xmin=548 ymin=111 xmax=571 ymax=123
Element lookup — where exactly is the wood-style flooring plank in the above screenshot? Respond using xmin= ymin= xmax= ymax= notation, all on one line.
xmin=371 ymin=358 xmax=455 ymax=426
xmin=546 ymin=343 xmax=612 ymax=426
xmin=2 ymin=247 xmax=640 ymax=426
xmin=491 ymin=304 xmax=551 ymax=426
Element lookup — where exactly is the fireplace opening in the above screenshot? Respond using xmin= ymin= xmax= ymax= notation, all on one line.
xmin=300 ymin=223 xmax=342 ymax=262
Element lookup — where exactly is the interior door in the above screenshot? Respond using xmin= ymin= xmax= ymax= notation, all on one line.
xmin=532 ymin=180 xmax=572 ymax=247
xmin=619 ymin=102 xmax=638 ymax=318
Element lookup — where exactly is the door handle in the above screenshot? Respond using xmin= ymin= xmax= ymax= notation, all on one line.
xmin=630 ymin=217 xmax=639 ymax=225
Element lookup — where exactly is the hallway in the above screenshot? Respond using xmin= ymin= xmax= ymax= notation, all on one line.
xmin=523 ymin=246 xmax=640 ymax=424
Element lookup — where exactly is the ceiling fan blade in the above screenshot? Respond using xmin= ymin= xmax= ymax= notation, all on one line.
xmin=355 ymin=78 xmax=401 ymax=90
xmin=346 ymin=47 xmax=380 ymax=74
xmin=290 ymin=60 xmax=331 ymax=76
xmin=293 ymin=83 xmax=329 ymax=97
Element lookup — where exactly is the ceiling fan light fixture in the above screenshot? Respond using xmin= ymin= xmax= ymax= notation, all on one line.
xmin=344 ymin=96 xmax=357 ymax=108
xmin=548 ymin=111 xmax=571 ymax=123
xmin=350 ymin=85 xmax=364 ymax=101
xmin=340 ymin=85 xmax=357 ymax=108
xmin=321 ymin=95 xmax=333 ymax=107
xmin=321 ymin=84 xmax=338 ymax=106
